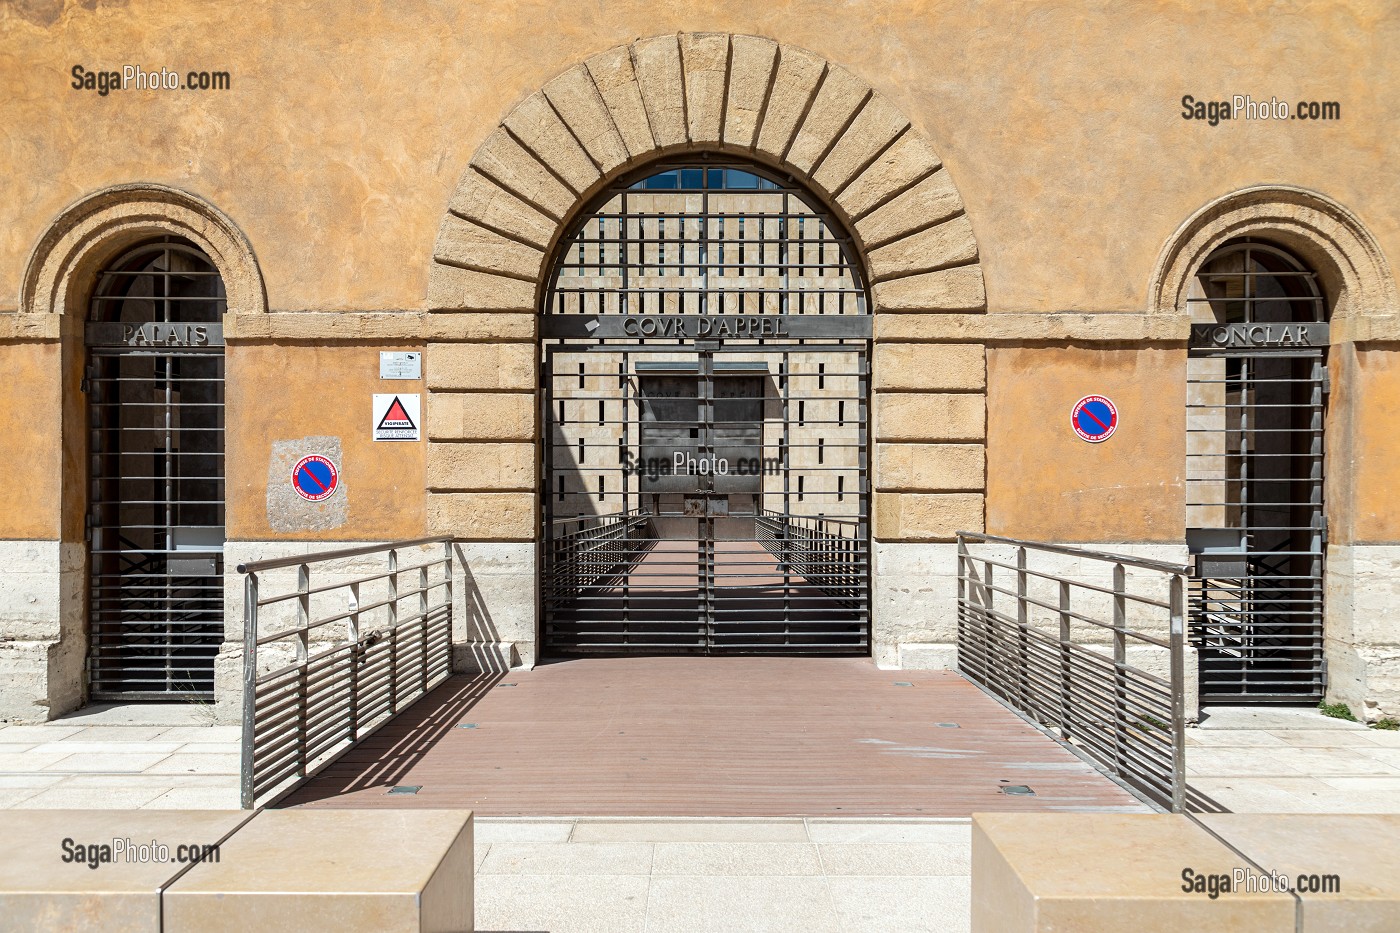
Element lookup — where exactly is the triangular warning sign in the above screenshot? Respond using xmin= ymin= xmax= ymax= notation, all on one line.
xmin=377 ymin=396 xmax=416 ymax=430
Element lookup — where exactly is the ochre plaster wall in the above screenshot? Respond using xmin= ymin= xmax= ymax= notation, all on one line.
xmin=985 ymin=347 xmax=1186 ymax=542
xmin=0 ymin=342 xmax=62 ymax=538
xmin=1352 ymin=348 xmax=1400 ymax=544
xmin=225 ymin=344 xmax=427 ymax=541
xmin=1 ymin=1 xmax=1396 ymax=314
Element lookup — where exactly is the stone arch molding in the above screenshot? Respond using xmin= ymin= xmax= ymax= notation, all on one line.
xmin=428 ymin=32 xmax=986 ymax=314
xmin=1149 ymin=185 xmax=1397 ymax=324
xmin=21 ymin=182 xmax=266 ymax=317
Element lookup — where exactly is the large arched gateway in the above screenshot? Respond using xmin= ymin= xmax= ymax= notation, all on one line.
xmin=426 ymin=34 xmax=989 ymax=669
xmin=540 ymin=159 xmax=870 ymax=654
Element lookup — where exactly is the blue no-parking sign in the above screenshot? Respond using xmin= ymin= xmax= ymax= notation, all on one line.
xmin=1071 ymin=396 xmax=1118 ymax=443
xmin=291 ymin=455 xmax=340 ymax=501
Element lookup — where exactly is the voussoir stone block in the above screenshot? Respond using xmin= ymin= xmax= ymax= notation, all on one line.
xmin=503 ymin=91 xmax=599 ymax=195
xmin=868 ymin=214 xmax=978 ymax=282
xmin=447 ymin=170 xmax=555 ymax=249
xmin=724 ymin=35 xmax=779 ymax=148
xmin=427 ymin=342 xmax=535 ymax=391
xmin=786 ymin=65 xmax=869 ymax=174
xmin=874 ymin=492 xmax=984 ymax=541
xmin=427 ymin=263 xmax=534 ymax=312
xmin=544 ymin=64 xmax=630 ymax=174
xmin=681 ymin=33 xmax=729 ymax=145
xmin=586 ymin=45 xmax=656 ymax=158
xmin=814 ymin=94 xmax=909 ymax=196
xmin=435 ymin=214 xmax=544 ymax=281
xmin=470 ymin=128 xmax=574 ymax=220
xmin=427 ymin=442 xmax=535 ymax=491
xmin=429 ymin=492 xmax=535 ymax=540
xmin=428 ymin=391 xmax=534 ymax=441
xmin=873 ymin=265 xmax=986 ymax=312
xmin=876 ymin=443 xmax=985 ymax=492
xmin=876 ymin=393 xmax=985 ymax=442
xmin=874 ymin=342 xmax=985 ymax=391
xmin=837 ymin=132 xmax=943 ymax=220
xmin=855 ymin=167 xmax=963 ymax=248
xmin=423 ymin=312 xmax=536 ymax=342
xmin=632 ymin=35 xmax=688 ymax=148
xmin=756 ymin=44 xmax=826 ymax=158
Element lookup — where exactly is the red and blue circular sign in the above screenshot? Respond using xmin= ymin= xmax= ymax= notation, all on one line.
xmin=1071 ymin=396 xmax=1118 ymax=443
xmin=291 ymin=455 xmax=339 ymax=501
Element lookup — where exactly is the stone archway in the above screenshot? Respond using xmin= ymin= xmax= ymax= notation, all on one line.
xmin=427 ymin=33 xmax=989 ymax=668
xmin=1150 ymin=184 xmax=1400 ymax=715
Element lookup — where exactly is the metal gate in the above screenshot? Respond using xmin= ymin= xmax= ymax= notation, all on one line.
xmin=86 ymin=239 xmax=227 ymax=699
xmin=542 ymin=345 xmax=869 ymax=653
xmin=539 ymin=159 xmax=871 ymax=655
xmin=1185 ymin=241 xmax=1327 ymax=702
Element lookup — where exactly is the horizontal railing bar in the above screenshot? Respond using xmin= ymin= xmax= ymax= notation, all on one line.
xmin=238 ymin=536 xmax=452 ymax=574
xmin=957 ymin=532 xmax=1190 ymax=575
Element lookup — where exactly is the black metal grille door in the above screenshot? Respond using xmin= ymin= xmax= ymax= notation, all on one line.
xmin=1186 ymin=241 xmax=1326 ymax=702
xmin=86 ymin=240 xmax=227 ymax=699
xmin=540 ymin=161 xmax=870 ymax=654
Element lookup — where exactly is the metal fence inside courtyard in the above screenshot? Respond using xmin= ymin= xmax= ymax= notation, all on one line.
xmin=956 ymin=532 xmax=1189 ymax=811
xmin=237 ymin=537 xmax=454 ymax=808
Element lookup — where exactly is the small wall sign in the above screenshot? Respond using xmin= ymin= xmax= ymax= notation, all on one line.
xmin=291 ymin=455 xmax=340 ymax=501
xmin=373 ymin=394 xmax=421 ymax=441
xmin=380 ymin=351 xmax=422 ymax=380
xmin=1071 ymin=395 xmax=1118 ymax=443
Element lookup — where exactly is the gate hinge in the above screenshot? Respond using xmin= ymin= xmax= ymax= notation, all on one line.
xmin=83 ymin=512 xmax=93 ymax=543
xmin=1320 ymin=515 xmax=1328 ymax=546
xmin=80 ymin=365 xmax=96 ymax=394
xmin=1321 ymin=369 xmax=1331 ymax=395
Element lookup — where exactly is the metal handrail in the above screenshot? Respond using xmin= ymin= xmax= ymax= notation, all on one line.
xmin=236 ymin=535 xmax=452 ymax=574
xmin=958 ymin=531 xmax=1192 ymax=576
xmin=956 ymin=532 xmax=1188 ymax=812
xmin=239 ymin=537 xmax=454 ymax=809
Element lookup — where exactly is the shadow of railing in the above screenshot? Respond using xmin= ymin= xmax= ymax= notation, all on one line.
xmin=273 ymin=672 xmax=502 ymax=806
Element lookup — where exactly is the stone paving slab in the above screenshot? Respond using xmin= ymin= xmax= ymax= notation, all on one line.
xmin=469 ymin=818 xmax=974 ymax=933
xmin=1186 ymin=706 xmax=1400 ymax=814
xmin=0 ymin=714 xmax=240 ymax=811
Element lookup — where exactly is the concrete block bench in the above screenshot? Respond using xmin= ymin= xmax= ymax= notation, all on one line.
xmin=0 ymin=808 xmax=473 ymax=932
xmin=1199 ymin=813 xmax=1400 ymax=933
xmin=0 ymin=810 xmax=251 ymax=932
xmin=164 ymin=809 xmax=474 ymax=933
xmin=972 ymin=813 xmax=1293 ymax=931
xmin=972 ymin=812 xmax=1400 ymax=932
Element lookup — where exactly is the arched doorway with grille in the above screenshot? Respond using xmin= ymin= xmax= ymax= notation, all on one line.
xmin=1186 ymin=239 xmax=1328 ymax=702
xmin=84 ymin=237 xmax=227 ymax=699
xmin=540 ymin=159 xmax=871 ymax=655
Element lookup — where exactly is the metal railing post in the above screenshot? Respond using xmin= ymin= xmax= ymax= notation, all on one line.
xmin=1058 ymin=578 xmax=1072 ymax=741
xmin=388 ymin=548 xmax=399 ymax=714
xmin=1016 ymin=546 xmax=1029 ymax=712
xmin=239 ymin=572 xmax=259 ymax=809
xmin=296 ymin=562 xmax=310 ymax=778
xmin=444 ymin=539 xmax=455 ymax=675
xmin=419 ymin=561 xmax=430 ymax=695
xmin=1112 ymin=561 xmax=1128 ymax=777
xmin=1170 ymin=573 xmax=1187 ymax=813
xmin=347 ymin=580 xmax=360 ymax=742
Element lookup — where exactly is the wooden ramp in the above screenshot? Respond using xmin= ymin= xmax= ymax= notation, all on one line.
xmin=280 ymin=658 xmax=1145 ymax=817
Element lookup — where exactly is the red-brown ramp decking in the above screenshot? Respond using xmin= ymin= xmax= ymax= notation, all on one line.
xmin=280 ymin=658 xmax=1144 ymax=816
